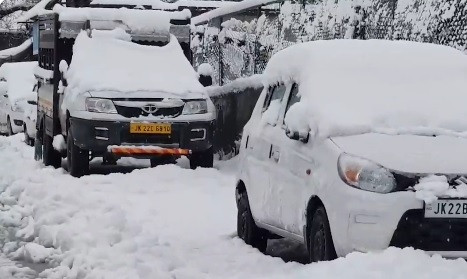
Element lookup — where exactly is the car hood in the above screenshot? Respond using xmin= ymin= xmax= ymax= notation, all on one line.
xmin=331 ymin=133 xmax=467 ymax=174
xmin=89 ymin=90 xmax=207 ymax=100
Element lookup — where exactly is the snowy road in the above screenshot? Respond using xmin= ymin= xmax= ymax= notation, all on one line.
xmin=1 ymin=135 xmax=467 ymax=278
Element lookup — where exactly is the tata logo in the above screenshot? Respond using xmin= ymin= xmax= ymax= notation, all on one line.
xmin=142 ymin=104 xmax=158 ymax=114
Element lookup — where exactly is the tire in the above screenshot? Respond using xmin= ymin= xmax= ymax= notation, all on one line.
xmin=67 ymin=127 xmax=89 ymax=177
xmin=42 ymin=126 xmax=61 ymax=168
xmin=307 ymin=207 xmax=337 ymax=263
xmin=237 ymin=190 xmax=268 ymax=252
xmin=24 ymin=125 xmax=33 ymax=146
xmin=189 ymin=147 xmax=214 ymax=169
xmin=34 ymin=130 xmax=42 ymax=161
xmin=7 ymin=117 xmax=13 ymax=136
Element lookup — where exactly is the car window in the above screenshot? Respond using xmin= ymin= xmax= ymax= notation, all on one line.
xmin=262 ymin=84 xmax=287 ymax=113
xmin=285 ymin=83 xmax=301 ymax=116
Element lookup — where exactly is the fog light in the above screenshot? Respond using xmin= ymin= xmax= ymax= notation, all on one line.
xmin=190 ymin=128 xmax=206 ymax=141
xmin=13 ymin=120 xmax=23 ymax=126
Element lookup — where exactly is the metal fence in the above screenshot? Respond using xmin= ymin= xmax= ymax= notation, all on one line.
xmin=197 ymin=0 xmax=467 ymax=153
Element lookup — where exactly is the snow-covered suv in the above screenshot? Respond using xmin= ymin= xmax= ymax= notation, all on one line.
xmin=236 ymin=39 xmax=467 ymax=261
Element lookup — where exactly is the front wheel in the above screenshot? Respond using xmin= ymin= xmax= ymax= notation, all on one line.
xmin=67 ymin=127 xmax=89 ymax=177
xmin=7 ymin=117 xmax=13 ymax=136
xmin=307 ymin=207 xmax=337 ymax=263
xmin=189 ymin=147 xmax=213 ymax=169
xmin=237 ymin=190 xmax=268 ymax=252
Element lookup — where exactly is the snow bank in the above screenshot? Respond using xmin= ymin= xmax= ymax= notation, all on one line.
xmin=414 ymin=175 xmax=467 ymax=203
xmin=0 ymin=39 xmax=32 ymax=58
xmin=0 ymin=254 xmax=36 ymax=279
xmin=1 ymin=135 xmax=467 ymax=278
xmin=0 ymin=61 xmax=37 ymax=103
xmin=65 ymin=31 xmax=205 ymax=103
xmin=264 ymin=40 xmax=467 ymax=138
xmin=53 ymin=5 xmax=191 ymax=35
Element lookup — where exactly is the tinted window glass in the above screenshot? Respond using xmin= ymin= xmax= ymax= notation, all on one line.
xmin=285 ymin=83 xmax=301 ymax=114
xmin=262 ymin=84 xmax=287 ymax=112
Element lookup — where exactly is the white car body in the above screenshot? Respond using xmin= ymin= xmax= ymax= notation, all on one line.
xmin=0 ymin=62 xmax=37 ymax=136
xmin=23 ymin=99 xmax=37 ymax=140
xmin=236 ymin=40 xmax=467 ymax=259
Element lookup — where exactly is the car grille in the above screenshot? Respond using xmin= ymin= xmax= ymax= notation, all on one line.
xmin=115 ymin=105 xmax=183 ymax=118
xmin=390 ymin=209 xmax=467 ymax=251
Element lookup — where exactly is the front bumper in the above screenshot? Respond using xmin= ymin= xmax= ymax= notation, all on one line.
xmin=70 ymin=117 xmax=214 ymax=156
xmin=341 ymin=187 xmax=467 ymax=258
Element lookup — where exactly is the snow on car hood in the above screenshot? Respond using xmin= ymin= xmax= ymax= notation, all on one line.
xmin=332 ymin=133 xmax=467 ymax=174
xmin=89 ymin=90 xmax=206 ymax=100
xmin=66 ymin=31 xmax=205 ymax=97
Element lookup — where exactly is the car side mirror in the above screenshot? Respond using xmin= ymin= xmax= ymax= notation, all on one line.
xmin=199 ymin=74 xmax=212 ymax=87
xmin=27 ymin=100 xmax=37 ymax=105
xmin=286 ymin=129 xmax=310 ymax=143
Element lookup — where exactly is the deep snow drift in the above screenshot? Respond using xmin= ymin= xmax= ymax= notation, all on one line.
xmin=0 ymin=135 xmax=467 ymax=278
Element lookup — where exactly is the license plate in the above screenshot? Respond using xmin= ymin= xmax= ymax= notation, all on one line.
xmin=130 ymin=123 xmax=171 ymax=135
xmin=425 ymin=200 xmax=467 ymax=218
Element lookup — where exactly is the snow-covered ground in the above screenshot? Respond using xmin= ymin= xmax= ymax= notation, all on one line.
xmin=1 ymin=134 xmax=467 ymax=278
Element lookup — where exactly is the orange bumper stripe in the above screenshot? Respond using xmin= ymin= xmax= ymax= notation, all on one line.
xmin=110 ymin=146 xmax=191 ymax=157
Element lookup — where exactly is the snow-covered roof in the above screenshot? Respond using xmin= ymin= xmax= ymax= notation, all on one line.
xmin=90 ymin=0 xmax=234 ymax=9
xmin=0 ymin=38 xmax=32 ymax=58
xmin=16 ymin=0 xmax=54 ymax=22
xmin=192 ymin=0 xmax=280 ymax=26
xmin=0 ymin=61 xmax=37 ymax=103
xmin=54 ymin=5 xmax=191 ymax=36
xmin=264 ymin=40 xmax=467 ymax=138
xmin=65 ymin=31 xmax=204 ymax=97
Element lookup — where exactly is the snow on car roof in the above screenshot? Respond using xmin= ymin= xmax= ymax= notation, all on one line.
xmin=65 ymin=31 xmax=205 ymax=97
xmin=0 ymin=62 xmax=37 ymax=103
xmin=263 ymin=39 xmax=467 ymax=138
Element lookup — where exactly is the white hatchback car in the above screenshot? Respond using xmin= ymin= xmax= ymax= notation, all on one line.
xmin=236 ymin=39 xmax=467 ymax=262
xmin=0 ymin=62 xmax=37 ymax=136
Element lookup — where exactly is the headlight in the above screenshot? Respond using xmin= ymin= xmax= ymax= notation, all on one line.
xmin=338 ymin=153 xmax=396 ymax=194
xmin=182 ymin=100 xmax=207 ymax=115
xmin=85 ymin=98 xmax=117 ymax=114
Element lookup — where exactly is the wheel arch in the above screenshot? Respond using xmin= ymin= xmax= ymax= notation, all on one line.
xmin=304 ymin=196 xmax=326 ymax=248
xmin=235 ymin=180 xmax=247 ymax=207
